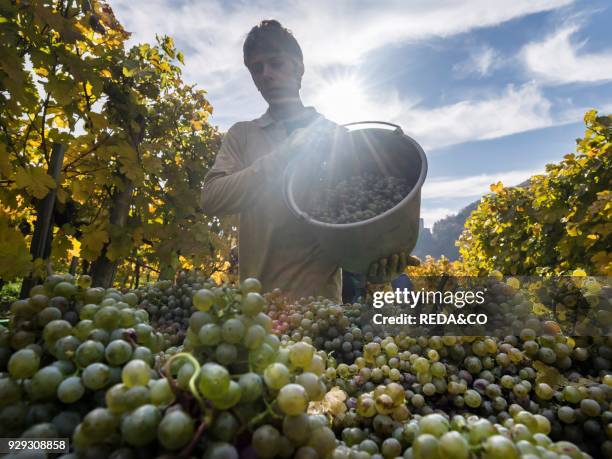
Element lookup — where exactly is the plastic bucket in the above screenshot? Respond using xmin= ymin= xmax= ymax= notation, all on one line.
xmin=283 ymin=121 xmax=428 ymax=274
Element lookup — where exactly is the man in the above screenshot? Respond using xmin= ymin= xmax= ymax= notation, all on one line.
xmin=200 ymin=20 xmax=414 ymax=302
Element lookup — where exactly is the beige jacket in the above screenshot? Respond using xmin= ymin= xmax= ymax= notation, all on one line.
xmin=200 ymin=107 xmax=342 ymax=302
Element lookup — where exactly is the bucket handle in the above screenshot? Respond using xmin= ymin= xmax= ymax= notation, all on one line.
xmin=342 ymin=121 xmax=404 ymax=134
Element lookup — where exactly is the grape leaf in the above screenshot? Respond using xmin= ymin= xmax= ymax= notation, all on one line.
xmin=107 ymin=224 xmax=132 ymax=262
xmin=80 ymin=227 xmax=109 ymax=260
xmin=12 ymin=166 xmax=57 ymax=199
xmin=0 ymin=214 xmax=33 ymax=280
xmin=307 ymin=386 xmax=347 ymax=419
xmin=490 ymin=181 xmax=504 ymax=193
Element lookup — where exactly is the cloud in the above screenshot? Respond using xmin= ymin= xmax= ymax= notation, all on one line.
xmin=395 ymin=82 xmax=556 ymax=150
xmin=306 ymin=80 xmax=559 ymax=150
xmin=420 ymin=207 xmax=456 ymax=228
xmin=110 ymin=0 xmax=575 ymax=128
xmin=113 ymin=0 xmax=575 ymax=70
xmin=292 ymin=0 xmax=575 ymax=68
xmin=422 ymin=167 xmax=544 ymax=199
xmin=521 ymin=25 xmax=612 ymax=84
xmin=453 ymin=45 xmax=500 ymax=78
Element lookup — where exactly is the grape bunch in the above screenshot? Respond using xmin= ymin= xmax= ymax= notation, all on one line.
xmin=136 ymin=270 xmax=216 ymax=346
xmin=0 ymin=273 xmax=164 ymax=445
xmin=264 ymin=293 xmax=368 ymax=363
xmin=305 ymin=172 xmax=411 ymax=224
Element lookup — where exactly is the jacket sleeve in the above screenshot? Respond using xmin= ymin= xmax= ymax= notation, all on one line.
xmin=200 ymin=123 xmax=282 ymax=216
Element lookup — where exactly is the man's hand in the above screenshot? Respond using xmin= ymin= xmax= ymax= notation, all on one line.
xmin=367 ymin=251 xmax=420 ymax=284
xmin=277 ymin=119 xmax=342 ymax=165
xmin=258 ymin=118 xmax=345 ymax=182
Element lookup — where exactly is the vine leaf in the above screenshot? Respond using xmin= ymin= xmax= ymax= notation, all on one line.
xmin=12 ymin=166 xmax=57 ymax=199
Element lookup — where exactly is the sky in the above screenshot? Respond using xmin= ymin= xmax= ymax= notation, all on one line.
xmin=111 ymin=0 xmax=612 ymax=227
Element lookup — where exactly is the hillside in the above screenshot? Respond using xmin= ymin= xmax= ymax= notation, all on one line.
xmin=413 ymin=201 xmax=479 ymax=260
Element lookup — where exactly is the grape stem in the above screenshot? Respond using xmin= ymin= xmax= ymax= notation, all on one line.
xmin=163 ymin=352 xmax=204 ymax=406
xmin=122 ymin=329 xmax=139 ymax=348
xmin=161 ymin=355 xmax=181 ymax=396
xmin=247 ymin=399 xmax=281 ymax=430
xmin=178 ymin=412 xmax=211 ymax=458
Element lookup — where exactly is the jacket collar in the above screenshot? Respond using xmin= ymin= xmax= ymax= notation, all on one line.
xmin=253 ymin=106 xmax=319 ymax=128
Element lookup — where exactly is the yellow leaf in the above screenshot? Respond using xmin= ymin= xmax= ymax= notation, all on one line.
xmin=506 ymin=277 xmax=520 ymax=289
xmin=572 ymin=268 xmax=587 ymax=276
xmin=533 ymin=361 xmax=566 ymax=388
xmin=80 ymin=228 xmax=109 ymax=261
xmin=51 ymin=228 xmax=73 ymax=261
xmin=308 ymin=386 xmax=347 ymax=418
xmin=122 ymin=66 xmax=137 ymax=77
xmin=101 ymin=69 xmax=112 ymax=78
xmin=490 ymin=181 xmax=504 ymax=193
xmin=53 ymin=115 xmax=69 ymax=128
xmin=211 ymin=271 xmax=229 ymax=284
xmin=12 ymin=166 xmax=57 ymax=199
xmin=566 ymin=225 xmax=580 ymax=237
xmin=0 ymin=213 xmax=33 ymax=280
xmin=34 ymin=67 xmax=49 ymax=77
xmin=68 ymin=237 xmax=81 ymax=258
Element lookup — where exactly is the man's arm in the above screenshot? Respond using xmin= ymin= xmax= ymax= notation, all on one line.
xmin=200 ymin=123 xmax=270 ymax=215
xmin=201 ymin=118 xmax=343 ymax=216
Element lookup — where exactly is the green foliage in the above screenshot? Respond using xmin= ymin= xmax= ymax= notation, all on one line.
xmin=0 ymin=281 xmax=20 ymax=312
xmin=458 ymin=110 xmax=612 ymax=276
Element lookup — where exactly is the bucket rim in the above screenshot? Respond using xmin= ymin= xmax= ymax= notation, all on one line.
xmin=283 ymin=125 xmax=428 ymax=228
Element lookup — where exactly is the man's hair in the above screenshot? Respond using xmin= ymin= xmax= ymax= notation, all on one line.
xmin=243 ymin=19 xmax=303 ymax=67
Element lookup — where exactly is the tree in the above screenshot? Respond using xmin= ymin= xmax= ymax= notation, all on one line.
xmin=458 ymin=110 xmax=611 ymax=276
xmin=0 ymin=0 xmax=232 ymax=289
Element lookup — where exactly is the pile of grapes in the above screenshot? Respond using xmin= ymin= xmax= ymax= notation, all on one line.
xmin=265 ymin=278 xmax=612 ymax=458
xmin=305 ymin=173 xmax=411 ymax=224
xmin=0 ymin=272 xmax=610 ymax=458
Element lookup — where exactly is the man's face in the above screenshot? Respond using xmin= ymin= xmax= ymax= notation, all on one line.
xmin=246 ymin=51 xmax=302 ymax=105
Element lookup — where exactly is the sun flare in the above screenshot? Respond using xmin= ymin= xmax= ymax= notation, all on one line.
xmin=313 ymin=76 xmax=370 ymax=125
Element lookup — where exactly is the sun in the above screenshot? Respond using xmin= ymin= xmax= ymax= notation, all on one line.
xmin=312 ymin=75 xmax=370 ymax=125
